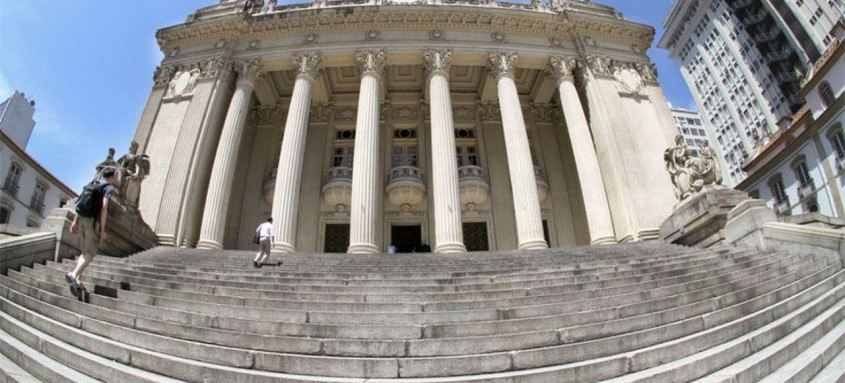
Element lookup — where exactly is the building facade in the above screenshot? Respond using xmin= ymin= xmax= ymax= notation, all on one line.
xmin=1 ymin=130 xmax=76 ymax=227
xmin=671 ymin=107 xmax=714 ymax=157
xmin=660 ymin=0 xmax=844 ymax=186
xmin=737 ymin=32 xmax=844 ymax=218
xmin=0 ymin=91 xmax=36 ymax=149
xmin=134 ymin=0 xmax=680 ymax=253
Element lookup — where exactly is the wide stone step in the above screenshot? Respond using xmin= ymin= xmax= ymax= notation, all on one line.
xmin=0 ymin=343 xmax=44 ymax=383
xmin=3 ymin=259 xmax=841 ymax=377
xmin=806 ymin=345 xmax=845 ymax=383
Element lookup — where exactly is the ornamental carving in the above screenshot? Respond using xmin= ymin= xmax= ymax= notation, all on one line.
xmin=392 ymin=107 xmax=419 ymax=121
xmin=292 ymin=53 xmax=321 ymax=81
xmin=355 ymin=49 xmax=386 ymax=75
xmin=310 ymin=103 xmax=333 ymax=123
xmin=428 ymin=30 xmax=445 ymax=40
xmin=423 ymin=49 xmax=452 ymax=78
xmin=199 ymin=56 xmax=232 ymax=79
xmin=453 ymin=106 xmax=476 ymax=121
xmin=664 ymin=135 xmax=723 ymax=201
xmin=256 ymin=104 xmax=284 ymax=126
xmin=304 ymin=33 xmax=318 ymax=44
xmin=153 ymin=65 xmax=178 ymax=87
xmin=477 ymin=102 xmax=501 ymax=121
xmin=335 ymin=107 xmax=357 ymax=122
xmin=612 ymin=63 xmax=643 ymax=95
xmin=380 ymin=101 xmax=391 ymax=121
xmin=234 ymin=59 xmax=263 ymax=83
xmin=528 ymin=104 xmax=555 ymax=123
xmin=487 ymin=51 xmax=518 ymax=80
xmin=586 ymin=55 xmax=612 ymax=76
xmin=548 ymin=56 xmax=578 ymax=84
xmin=637 ymin=62 xmax=658 ymax=81
xmin=365 ymin=30 xmax=381 ymax=40
xmin=165 ymin=68 xmax=201 ymax=99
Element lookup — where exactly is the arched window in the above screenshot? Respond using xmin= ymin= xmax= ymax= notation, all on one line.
xmin=829 ymin=124 xmax=845 ymax=159
xmin=791 ymin=156 xmax=813 ymax=187
xmin=819 ymin=81 xmax=835 ymax=108
xmin=3 ymin=162 xmax=22 ymax=197
xmin=768 ymin=173 xmax=789 ymax=209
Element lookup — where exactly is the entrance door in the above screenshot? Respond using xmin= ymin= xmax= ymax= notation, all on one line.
xmin=462 ymin=222 xmax=489 ymax=251
xmin=391 ymin=225 xmax=421 ymax=253
xmin=324 ymin=224 xmax=350 ymax=253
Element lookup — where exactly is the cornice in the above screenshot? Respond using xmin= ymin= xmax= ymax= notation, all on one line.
xmin=156 ymin=4 xmax=653 ymax=53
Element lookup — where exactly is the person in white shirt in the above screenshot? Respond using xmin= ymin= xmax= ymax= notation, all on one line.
xmin=253 ymin=217 xmax=275 ymax=268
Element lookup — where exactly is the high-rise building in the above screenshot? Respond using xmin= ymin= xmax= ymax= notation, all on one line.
xmin=659 ymin=0 xmax=844 ymax=185
xmin=670 ymin=107 xmax=712 ymax=156
xmin=0 ymin=90 xmax=36 ymax=149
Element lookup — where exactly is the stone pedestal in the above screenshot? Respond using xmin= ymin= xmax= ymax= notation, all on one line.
xmin=659 ymin=186 xmax=750 ymax=247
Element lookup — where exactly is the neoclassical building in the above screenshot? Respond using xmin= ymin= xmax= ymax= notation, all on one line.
xmin=133 ymin=0 xmax=680 ymax=253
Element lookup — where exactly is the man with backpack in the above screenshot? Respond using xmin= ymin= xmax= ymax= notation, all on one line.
xmin=253 ymin=217 xmax=275 ymax=268
xmin=65 ymin=168 xmax=118 ymax=296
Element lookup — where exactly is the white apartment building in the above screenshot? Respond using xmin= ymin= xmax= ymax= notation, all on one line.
xmin=660 ymin=0 xmax=844 ymax=186
xmin=0 ymin=90 xmax=36 ymax=149
xmin=671 ymin=107 xmax=713 ymax=156
xmin=738 ymin=34 xmax=844 ymax=218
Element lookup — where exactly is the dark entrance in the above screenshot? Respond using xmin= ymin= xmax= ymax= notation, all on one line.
xmin=462 ymin=222 xmax=489 ymax=252
xmin=324 ymin=224 xmax=350 ymax=253
xmin=391 ymin=224 xmax=421 ymax=253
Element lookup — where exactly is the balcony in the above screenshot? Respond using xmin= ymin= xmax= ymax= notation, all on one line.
xmin=534 ymin=166 xmax=549 ymax=203
xmin=753 ymin=30 xmax=779 ymax=44
xmin=458 ymin=165 xmax=490 ymax=210
xmin=776 ymin=71 xmax=800 ymax=83
xmin=733 ymin=0 xmax=753 ymax=8
xmin=776 ymin=200 xmax=791 ymax=216
xmin=744 ymin=11 xmax=768 ymax=25
xmin=2 ymin=178 xmax=19 ymax=197
xmin=322 ymin=166 xmax=353 ymax=211
xmin=263 ymin=169 xmax=277 ymax=205
xmin=386 ymin=166 xmax=425 ymax=210
xmin=786 ymin=95 xmax=805 ymax=108
xmin=798 ymin=184 xmax=816 ymax=199
xmin=29 ymin=196 xmax=45 ymax=216
xmin=766 ymin=47 xmax=794 ymax=61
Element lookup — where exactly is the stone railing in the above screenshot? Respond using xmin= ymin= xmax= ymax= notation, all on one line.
xmin=324 ymin=166 xmax=353 ymax=183
xmin=458 ymin=165 xmax=487 ymax=182
xmin=388 ymin=166 xmax=424 ymax=183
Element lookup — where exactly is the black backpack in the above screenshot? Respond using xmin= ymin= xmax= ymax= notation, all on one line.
xmin=75 ymin=180 xmax=104 ymax=218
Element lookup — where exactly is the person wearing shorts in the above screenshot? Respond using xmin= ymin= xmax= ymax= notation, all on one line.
xmin=66 ymin=168 xmax=117 ymax=296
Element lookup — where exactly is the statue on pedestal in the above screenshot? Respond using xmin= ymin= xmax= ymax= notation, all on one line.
xmin=115 ymin=141 xmax=150 ymax=209
xmin=664 ymin=135 xmax=723 ymax=201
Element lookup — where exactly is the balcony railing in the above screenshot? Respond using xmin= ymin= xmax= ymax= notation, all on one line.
xmin=30 ymin=196 xmax=45 ymax=215
xmin=324 ymin=166 xmax=353 ymax=183
xmin=798 ymin=184 xmax=816 ymax=199
xmin=786 ymin=95 xmax=805 ymax=107
xmin=753 ymin=30 xmax=779 ymax=43
xmin=733 ymin=0 xmax=753 ymax=8
xmin=2 ymin=178 xmax=19 ymax=197
xmin=766 ymin=47 xmax=794 ymax=61
xmin=458 ymin=165 xmax=487 ymax=182
xmin=388 ymin=166 xmax=424 ymax=183
xmin=776 ymin=71 xmax=800 ymax=83
xmin=744 ymin=11 xmax=768 ymax=25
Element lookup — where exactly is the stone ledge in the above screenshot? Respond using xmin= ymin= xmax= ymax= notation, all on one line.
xmin=0 ymin=232 xmax=56 ymax=275
xmin=660 ymin=186 xmax=749 ymax=247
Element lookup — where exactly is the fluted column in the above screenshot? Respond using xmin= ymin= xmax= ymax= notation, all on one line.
xmin=549 ymin=57 xmax=616 ymax=244
xmin=488 ymin=52 xmax=547 ymax=250
xmin=196 ymin=59 xmax=262 ymax=250
xmin=347 ymin=49 xmax=386 ymax=254
xmin=424 ymin=49 xmax=466 ymax=253
xmin=272 ymin=53 xmax=321 ymax=252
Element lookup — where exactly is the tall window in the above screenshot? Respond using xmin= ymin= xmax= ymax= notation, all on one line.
xmin=392 ymin=128 xmax=418 ymax=167
xmin=791 ymin=158 xmax=813 ymax=187
xmin=455 ymin=128 xmax=479 ymax=167
xmin=819 ymin=81 xmax=835 ymax=109
xmin=829 ymin=125 xmax=845 ymax=159
xmin=3 ymin=162 xmax=22 ymax=197
xmin=332 ymin=129 xmax=355 ymax=168
xmin=768 ymin=174 xmax=789 ymax=205
xmin=31 ymin=182 xmax=47 ymax=214
xmin=0 ymin=207 xmax=9 ymax=224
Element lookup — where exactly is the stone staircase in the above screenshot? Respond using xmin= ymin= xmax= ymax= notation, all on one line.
xmin=1 ymin=242 xmax=843 ymax=382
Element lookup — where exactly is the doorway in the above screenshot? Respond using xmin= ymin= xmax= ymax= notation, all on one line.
xmin=391 ymin=224 xmax=421 ymax=253
xmin=324 ymin=224 xmax=350 ymax=253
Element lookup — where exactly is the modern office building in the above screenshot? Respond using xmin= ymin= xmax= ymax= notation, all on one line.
xmin=0 ymin=91 xmax=36 ymax=149
xmin=130 ymin=0 xmax=682 ymax=253
xmin=738 ymin=32 xmax=844 ymax=218
xmin=660 ymin=0 xmax=844 ymax=185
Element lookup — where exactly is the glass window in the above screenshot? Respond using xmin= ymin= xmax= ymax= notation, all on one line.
xmin=829 ymin=126 xmax=845 ymax=158
xmin=768 ymin=174 xmax=789 ymax=204
xmin=819 ymin=81 xmax=835 ymax=108
xmin=792 ymin=160 xmax=812 ymax=187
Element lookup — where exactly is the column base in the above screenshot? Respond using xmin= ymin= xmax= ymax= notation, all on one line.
xmin=156 ymin=234 xmax=177 ymax=247
xmin=195 ymin=240 xmax=223 ymax=250
xmin=517 ymin=239 xmax=548 ymax=250
xmin=590 ymin=235 xmax=617 ymax=245
xmin=434 ymin=242 xmax=466 ymax=254
xmin=347 ymin=242 xmax=380 ymax=254
xmin=272 ymin=242 xmax=296 ymax=253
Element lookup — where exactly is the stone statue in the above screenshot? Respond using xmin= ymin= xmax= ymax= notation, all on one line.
xmin=115 ymin=141 xmax=150 ymax=209
xmin=95 ymin=147 xmax=118 ymax=180
xmin=664 ymin=135 xmax=723 ymax=201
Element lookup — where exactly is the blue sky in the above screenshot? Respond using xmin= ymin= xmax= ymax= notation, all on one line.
xmin=0 ymin=0 xmax=693 ymax=193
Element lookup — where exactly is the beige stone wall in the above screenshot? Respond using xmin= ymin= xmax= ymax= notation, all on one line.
xmin=139 ymin=100 xmax=189 ymax=228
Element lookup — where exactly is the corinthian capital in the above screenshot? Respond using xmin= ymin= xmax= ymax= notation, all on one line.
xmin=292 ymin=53 xmax=321 ymax=82
xmin=153 ymin=65 xmax=178 ymax=86
xmin=548 ymin=56 xmax=578 ymax=85
xmin=355 ymin=49 xmax=386 ymax=76
xmin=423 ymin=49 xmax=453 ymax=79
xmin=199 ymin=56 xmax=232 ymax=79
xmin=487 ymin=51 xmax=518 ymax=80
xmin=585 ymin=55 xmax=612 ymax=76
xmin=234 ymin=58 xmax=263 ymax=84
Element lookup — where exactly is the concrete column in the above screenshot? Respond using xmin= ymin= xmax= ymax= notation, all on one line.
xmin=272 ymin=53 xmax=321 ymax=252
xmin=348 ymin=49 xmax=386 ymax=254
xmin=488 ymin=52 xmax=547 ymax=250
xmin=549 ymin=56 xmax=616 ymax=244
xmin=196 ymin=59 xmax=262 ymax=250
xmin=424 ymin=49 xmax=466 ymax=253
